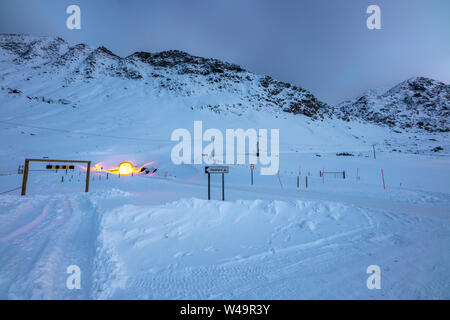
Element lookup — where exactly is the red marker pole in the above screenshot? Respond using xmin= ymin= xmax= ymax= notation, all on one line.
xmin=381 ymin=168 xmax=386 ymax=190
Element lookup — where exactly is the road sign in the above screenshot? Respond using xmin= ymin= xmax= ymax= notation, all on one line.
xmin=205 ymin=166 xmax=229 ymax=174
xmin=205 ymin=166 xmax=229 ymax=201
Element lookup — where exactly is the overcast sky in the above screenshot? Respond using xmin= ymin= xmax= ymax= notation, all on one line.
xmin=0 ymin=0 xmax=449 ymax=104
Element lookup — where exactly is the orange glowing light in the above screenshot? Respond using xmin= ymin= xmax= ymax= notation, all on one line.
xmin=118 ymin=162 xmax=134 ymax=175
xmin=78 ymin=161 xmax=155 ymax=176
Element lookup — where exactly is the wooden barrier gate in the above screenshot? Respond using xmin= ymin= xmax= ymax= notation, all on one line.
xmin=21 ymin=159 xmax=91 ymax=196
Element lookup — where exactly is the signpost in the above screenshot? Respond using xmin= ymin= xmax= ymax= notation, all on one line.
xmin=250 ymin=164 xmax=254 ymax=185
xmin=205 ymin=166 xmax=229 ymax=201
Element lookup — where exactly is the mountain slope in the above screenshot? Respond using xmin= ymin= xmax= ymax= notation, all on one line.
xmin=0 ymin=33 xmax=448 ymax=162
xmin=0 ymin=34 xmax=330 ymax=119
xmin=336 ymin=77 xmax=450 ymax=133
xmin=2 ymin=34 xmax=448 ymax=132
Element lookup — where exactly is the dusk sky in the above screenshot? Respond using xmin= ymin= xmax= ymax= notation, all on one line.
xmin=0 ymin=0 xmax=449 ymax=104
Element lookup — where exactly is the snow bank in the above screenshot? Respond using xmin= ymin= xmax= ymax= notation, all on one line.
xmin=95 ymin=197 xmax=450 ymax=299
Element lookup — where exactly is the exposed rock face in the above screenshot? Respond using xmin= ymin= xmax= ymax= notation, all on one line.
xmin=336 ymin=77 xmax=450 ymax=133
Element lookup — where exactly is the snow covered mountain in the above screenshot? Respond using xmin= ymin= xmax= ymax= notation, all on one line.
xmin=336 ymin=77 xmax=450 ymax=133
xmin=2 ymin=34 xmax=448 ymax=136
xmin=0 ymin=33 xmax=330 ymax=119
xmin=0 ymin=33 xmax=448 ymax=161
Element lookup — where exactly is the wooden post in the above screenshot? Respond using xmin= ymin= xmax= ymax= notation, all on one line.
xmin=85 ymin=161 xmax=91 ymax=192
xmin=21 ymin=159 xmax=30 ymax=196
xmin=305 ymin=175 xmax=308 ymax=189
xmin=207 ymin=173 xmax=211 ymax=200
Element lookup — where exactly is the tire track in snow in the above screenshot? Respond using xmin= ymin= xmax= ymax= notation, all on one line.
xmin=0 ymin=194 xmax=101 ymax=299
xmin=0 ymin=202 xmax=51 ymax=243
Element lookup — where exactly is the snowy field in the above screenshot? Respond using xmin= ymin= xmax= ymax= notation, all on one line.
xmin=0 ymin=148 xmax=449 ymax=299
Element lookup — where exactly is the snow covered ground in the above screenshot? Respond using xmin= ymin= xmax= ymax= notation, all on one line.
xmin=0 ymin=151 xmax=449 ymax=299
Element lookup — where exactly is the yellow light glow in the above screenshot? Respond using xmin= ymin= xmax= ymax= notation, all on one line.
xmin=80 ymin=161 xmax=155 ymax=176
xmin=118 ymin=162 xmax=134 ymax=175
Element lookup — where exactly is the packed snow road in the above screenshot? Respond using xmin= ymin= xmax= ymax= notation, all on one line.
xmin=0 ymin=192 xmax=100 ymax=299
xmin=0 ymin=182 xmax=449 ymax=299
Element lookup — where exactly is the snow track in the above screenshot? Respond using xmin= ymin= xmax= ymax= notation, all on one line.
xmin=0 ymin=194 xmax=101 ymax=299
